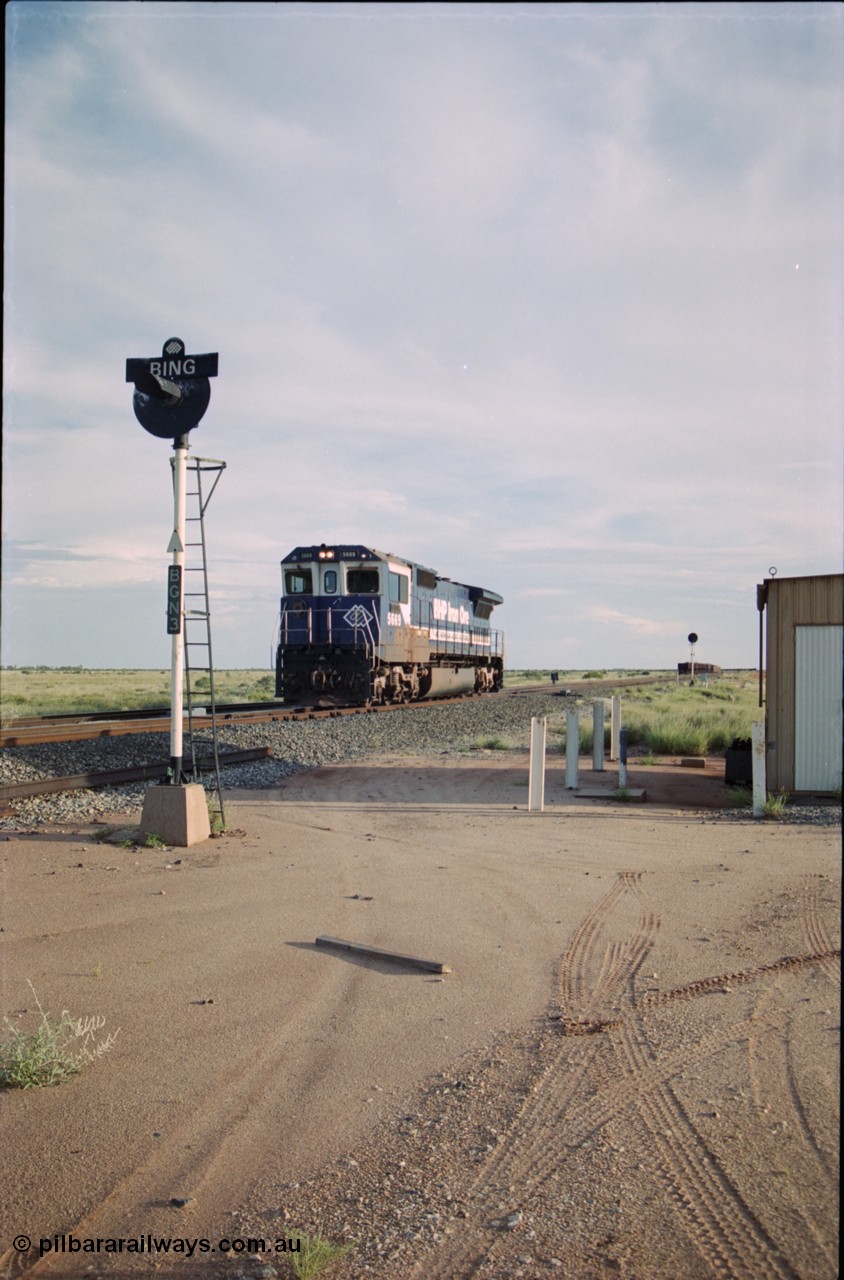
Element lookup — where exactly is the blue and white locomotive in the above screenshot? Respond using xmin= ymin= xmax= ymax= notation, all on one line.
xmin=275 ymin=543 xmax=504 ymax=705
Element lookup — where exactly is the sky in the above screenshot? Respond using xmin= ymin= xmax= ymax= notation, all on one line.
xmin=3 ymin=1 xmax=842 ymax=674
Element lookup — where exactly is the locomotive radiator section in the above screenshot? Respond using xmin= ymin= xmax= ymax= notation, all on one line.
xmin=274 ymin=544 xmax=503 ymax=707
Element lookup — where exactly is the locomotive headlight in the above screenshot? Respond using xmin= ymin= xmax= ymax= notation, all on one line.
xmin=318 ymin=547 xmax=335 ymax=560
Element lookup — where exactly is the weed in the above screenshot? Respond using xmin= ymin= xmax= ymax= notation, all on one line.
xmin=614 ymin=786 xmax=633 ymax=802
xmin=91 ymin=963 xmax=103 ymax=979
xmin=207 ymin=795 xmax=226 ymax=833
xmin=0 ymin=983 xmax=119 ymax=1089
xmin=143 ymin=833 xmax=167 ymax=849
xmin=473 ymin=735 xmax=512 ymax=751
xmin=762 ymin=790 xmax=790 ymax=820
xmin=290 ymin=1233 xmax=353 ymax=1279
xmin=726 ymin=785 xmax=752 ymax=808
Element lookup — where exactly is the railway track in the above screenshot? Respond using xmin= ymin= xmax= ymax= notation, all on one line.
xmin=0 ymin=676 xmax=668 ymax=811
xmin=0 ymin=700 xmax=365 ymax=747
xmin=0 ymin=675 xmax=666 ymax=749
xmin=0 ymin=748 xmax=272 ymax=807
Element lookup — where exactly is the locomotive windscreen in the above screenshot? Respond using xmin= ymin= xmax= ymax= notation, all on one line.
xmin=347 ymin=568 xmax=380 ymax=593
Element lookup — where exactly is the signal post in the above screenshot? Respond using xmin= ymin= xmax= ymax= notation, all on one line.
xmin=125 ymin=337 xmax=218 ymax=846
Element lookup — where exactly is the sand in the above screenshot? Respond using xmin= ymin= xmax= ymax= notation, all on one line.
xmin=1 ymin=753 xmax=839 ymax=1279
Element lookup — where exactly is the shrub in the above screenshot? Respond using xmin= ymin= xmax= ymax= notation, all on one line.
xmin=1 ymin=985 xmax=119 ymax=1089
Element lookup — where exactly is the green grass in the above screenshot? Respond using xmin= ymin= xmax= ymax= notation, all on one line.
xmin=763 ymin=790 xmax=790 ymax=820
xmin=617 ymin=679 xmax=755 ymax=754
xmin=471 ymin=735 xmax=513 ymax=750
xmin=0 ymin=668 xmax=274 ymax=721
xmin=554 ymin=673 xmax=759 ymax=758
xmin=290 ymin=1233 xmax=353 ymax=1279
xmin=1 ymin=984 xmax=119 ymax=1089
xmin=504 ymin=668 xmax=659 ymax=686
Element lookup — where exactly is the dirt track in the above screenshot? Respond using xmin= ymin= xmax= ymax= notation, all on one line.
xmin=1 ymin=753 xmax=839 ymax=1279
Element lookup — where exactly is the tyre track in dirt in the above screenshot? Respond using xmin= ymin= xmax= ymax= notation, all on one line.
xmin=614 ymin=1017 xmax=799 ymax=1280
xmin=410 ymin=869 xmax=658 ymax=1280
xmin=561 ymin=1013 xmax=755 ymax=1150
xmin=799 ymin=874 xmax=841 ymax=987
xmin=409 ymin=867 xmax=833 ymax=1280
xmin=744 ymin=983 xmax=838 ymax=1274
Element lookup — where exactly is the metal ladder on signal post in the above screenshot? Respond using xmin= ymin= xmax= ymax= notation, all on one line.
xmin=176 ymin=454 xmax=227 ymax=829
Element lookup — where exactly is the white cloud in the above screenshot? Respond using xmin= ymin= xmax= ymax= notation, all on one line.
xmin=3 ymin=1 xmax=841 ymax=670
xmin=586 ymin=606 xmax=679 ymax=638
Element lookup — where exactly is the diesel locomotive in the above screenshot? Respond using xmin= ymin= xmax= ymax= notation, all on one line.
xmin=275 ymin=543 xmax=504 ymax=706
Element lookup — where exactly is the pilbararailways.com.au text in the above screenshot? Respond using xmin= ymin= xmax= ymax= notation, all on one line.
xmin=16 ymin=1234 xmax=303 ymax=1259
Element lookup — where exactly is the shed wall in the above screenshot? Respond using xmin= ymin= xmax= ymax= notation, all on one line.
xmin=765 ymin=574 xmax=843 ymax=792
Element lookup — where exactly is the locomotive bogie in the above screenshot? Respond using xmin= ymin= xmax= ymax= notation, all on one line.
xmin=275 ymin=543 xmax=503 ymax=706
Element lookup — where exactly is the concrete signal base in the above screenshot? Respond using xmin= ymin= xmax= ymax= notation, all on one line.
xmin=140 ymin=783 xmax=211 ymax=848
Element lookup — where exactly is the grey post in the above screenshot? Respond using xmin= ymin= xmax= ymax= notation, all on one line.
xmin=566 ymin=709 xmax=579 ymax=789
xmin=593 ymin=701 xmax=605 ymax=772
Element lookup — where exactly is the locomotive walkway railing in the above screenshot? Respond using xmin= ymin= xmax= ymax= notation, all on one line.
xmin=278 ymin=601 xmax=500 ymax=664
xmin=279 ymin=602 xmax=382 ymax=659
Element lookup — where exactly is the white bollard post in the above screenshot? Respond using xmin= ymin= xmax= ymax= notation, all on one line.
xmin=528 ymin=716 xmax=547 ymax=812
xmin=566 ymin=709 xmax=579 ymax=790
xmin=593 ymin=701 xmax=605 ymax=772
xmin=610 ymin=696 xmax=621 ymax=760
xmin=752 ymin=720 xmax=766 ymax=817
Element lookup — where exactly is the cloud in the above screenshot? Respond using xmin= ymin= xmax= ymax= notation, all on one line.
xmin=3 ymin=2 xmax=841 ymax=671
xmin=586 ymin=605 xmax=681 ymax=637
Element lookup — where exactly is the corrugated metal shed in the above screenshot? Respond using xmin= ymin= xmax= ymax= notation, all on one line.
xmin=759 ymin=573 xmax=843 ymax=793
